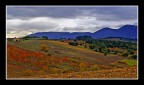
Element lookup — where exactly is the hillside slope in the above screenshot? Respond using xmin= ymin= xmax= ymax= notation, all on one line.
xmin=8 ymin=40 xmax=124 ymax=66
xmin=7 ymin=40 xmax=137 ymax=79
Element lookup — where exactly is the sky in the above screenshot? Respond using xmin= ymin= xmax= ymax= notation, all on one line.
xmin=6 ymin=6 xmax=138 ymax=38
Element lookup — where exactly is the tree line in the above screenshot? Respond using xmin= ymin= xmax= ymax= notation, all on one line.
xmin=69 ymin=35 xmax=137 ymax=59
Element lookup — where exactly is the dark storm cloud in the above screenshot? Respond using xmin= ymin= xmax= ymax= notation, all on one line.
xmin=7 ymin=6 xmax=137 ymax=20
xmin=92 ymin=7 xmax=137 ymax=20
xmin=7 ymin=7 xmax=82 ymax=18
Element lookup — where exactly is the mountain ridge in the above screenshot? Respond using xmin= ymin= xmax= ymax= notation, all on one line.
xmin=28 ymin=25 xmax=137 ymax=39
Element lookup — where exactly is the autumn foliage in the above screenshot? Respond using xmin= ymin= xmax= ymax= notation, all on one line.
xmin=7 ymin=44 xmax=76 ymax=73
xmin=7 ymin=44 xmax=43 ymax=62
xmin=7 ymin=42 xmax=137 ymax=78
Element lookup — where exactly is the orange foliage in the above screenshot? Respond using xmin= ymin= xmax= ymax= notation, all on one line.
xmin=7 ymin=44 xmax=74 ymax=71
xmin=7 ymin=44 xmax=43 ymax=62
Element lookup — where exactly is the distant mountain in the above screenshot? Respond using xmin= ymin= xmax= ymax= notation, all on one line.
xmin=28 ymin=25 xmax=137 ymax=39
xmin=91 ymin=25 xmax=137 ymax=39
xmin=117 ymin=25 xmax=137 ymax=38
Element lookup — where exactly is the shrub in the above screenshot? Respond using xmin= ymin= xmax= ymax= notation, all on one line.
xmin=84 ymin=43 xmax=89 ymax=48
xmin=37 ymin=70 xmax=47 ymax=75
xmin=94 ymin=48 xmax=99 ymax=52
xmin=103 ymin=51 xmax=108 ymax=56
xmin=128 ymin=49 xmax=134 ymax=55
xmin=23 ymin=69 xmax=34 ymax=76
xmin=89 ymin=44 xmax=96 ymax=49
xmin=49 ymin=68 xmax=63 ymax=74
xmin=122 ymin=52 xmax=129 ymax=57
xmin=114 ymin=50 xmax=119 ymax=54
xmin=131 ymin=55 xmax=137 ymax=59
xmin=113 ymin=52 xmax=118 ymax=55
xmin=42 ymin=66 xmax=49 ymax=70
xmin=103 ymin=49 xmax=108 ymax=56
xmin=8 ymin=39 xmax=13 ymax=42
xmin=79 ymin=63 xmax=87 ymax=71
xmin=69 ymin=41 xmax=78 ymax=46
xmin=47 ymin=52 xmax=51 ymax=56
xmin=41 ymin=44 xmax=48 ymax=52
xmin=90 ymin=64 xmax=99 ymax=71
xmin=107 ymin=49 xmax=110 ymax=53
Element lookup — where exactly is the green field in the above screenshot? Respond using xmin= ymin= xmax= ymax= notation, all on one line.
xmin=119 ymin=59 xmax=137 ymax=66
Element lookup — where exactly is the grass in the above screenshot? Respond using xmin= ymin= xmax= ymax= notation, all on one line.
xmin=119 ymin=59 xmax=137 ymax=66
xmin=111 ymin=59 xmax=137 ymax=68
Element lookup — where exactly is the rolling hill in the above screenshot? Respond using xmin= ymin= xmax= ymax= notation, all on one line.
xmin=7 ymin=40 xmax=137 ymax=78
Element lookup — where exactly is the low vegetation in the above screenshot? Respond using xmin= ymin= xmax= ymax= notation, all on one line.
xmin=7 ymin=36 xmax=137 ymax=79
xmin=119 ymin=59 xmax=137 ymax=66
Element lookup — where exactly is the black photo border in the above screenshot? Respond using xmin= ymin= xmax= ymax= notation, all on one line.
xmin=0 ymin=0 xmax=143 ymax=81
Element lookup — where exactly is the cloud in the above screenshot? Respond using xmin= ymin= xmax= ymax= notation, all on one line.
xmin=6 ymin=16 xmax=100 ymax=37
xmin=7 ymin=7 xmax=82 ymax=18
xmin=7 ymin=6 xmax=137 ymax=19
xmin=6 ymin=6 xmax=138 ymax=38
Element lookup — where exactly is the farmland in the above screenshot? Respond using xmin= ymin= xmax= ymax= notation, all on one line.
xmin=7 ymin=39 xmax=137 ymax=79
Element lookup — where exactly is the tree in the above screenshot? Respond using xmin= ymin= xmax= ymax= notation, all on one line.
xmin=22 ymin=36 xmax=31 ymax=40
xmin=89 ymin=44 xmax=97 ymax=49
xmin=84 ymin=43 xmax=89 ymax=48
xmin=107 ymin=49 xmax=110 ymax=53
xmin=128 ymin=49 xmax=134 ymax=55
xmin=69 ymin=41 xmax=78 ymax=46
xmin=76 ymin=40 xmax=85 ymax=46
xmin=94 ymin=48 xmax=99 ymax=52
xmin=131 ymin=54 xmax=137 ymax=59
xmin=122 ymin=52 xmax=129 ymax=57
xmin=42 ymin=36 xmax=48 ymax=39
xmin=103 ymin=49 xmax=108 ymax=56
